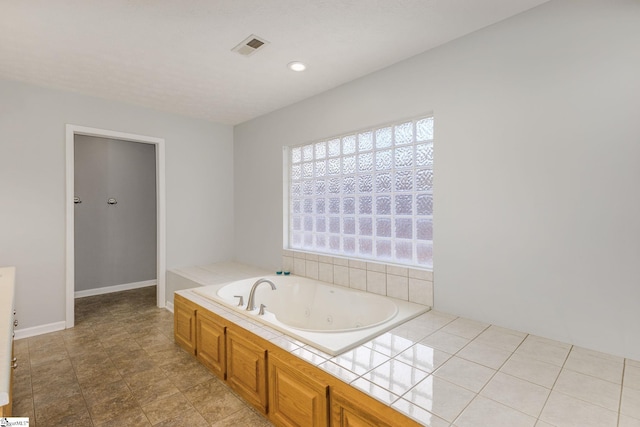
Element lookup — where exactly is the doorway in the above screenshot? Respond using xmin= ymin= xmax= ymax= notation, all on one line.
xmin=65 ymin=125 xmax=166 ymax=328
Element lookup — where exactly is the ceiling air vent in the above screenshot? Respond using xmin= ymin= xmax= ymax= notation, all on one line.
xmin=232 ymin=34 xmax=269 ymax=57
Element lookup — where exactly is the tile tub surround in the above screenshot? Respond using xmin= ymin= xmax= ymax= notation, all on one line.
xmin=181 ymin=288 xmax=640 ymax=427
xmin=282 ymin=249 xmax=434 ymax=306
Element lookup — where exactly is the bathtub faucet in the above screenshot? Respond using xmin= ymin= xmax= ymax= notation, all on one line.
xmin=246 ymin=278 xmax=277 ymax=311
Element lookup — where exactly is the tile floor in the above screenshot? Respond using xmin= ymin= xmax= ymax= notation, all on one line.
xmin=11 ymin=286 xmax=640 ymax=427
xmin=11 ymin=287 xmax=273 ymax=426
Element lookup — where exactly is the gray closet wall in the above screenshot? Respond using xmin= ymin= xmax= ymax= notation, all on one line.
xmin=74 ymin=135 xmax=157 ymax=292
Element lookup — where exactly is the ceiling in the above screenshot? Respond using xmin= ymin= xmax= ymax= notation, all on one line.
xmin=0 ymin=0 xmax=549 ymax=125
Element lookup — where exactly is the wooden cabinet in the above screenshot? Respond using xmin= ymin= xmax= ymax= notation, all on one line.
xmin=226 ymin=327 xmax=268 ymax=414
xmin=331 ymin=388 xmax=420 ymax=427
xmin=332 ymin=389 xmax=390 ymax=427
xmin=173 ymin=293 xmax=421 ymax=427
xmin=196 ymin=309 xmax=226 ymax=380
xmin=268 ymin=352 xmax=328 ymax=427
xmin=173 ymin=294 xmax=197 ymax=355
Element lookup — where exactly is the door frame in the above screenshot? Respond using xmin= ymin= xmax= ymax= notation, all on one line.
xmin=65 ymin=124 xmax=166 ymax=328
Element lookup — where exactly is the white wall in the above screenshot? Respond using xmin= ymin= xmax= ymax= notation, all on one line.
xmin=234 ymin=0 xmax=640 ymax=359
xmin=0 ymin=79 xmax=235 ymax=331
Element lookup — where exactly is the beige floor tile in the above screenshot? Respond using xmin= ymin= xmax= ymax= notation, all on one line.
xmin=564 ymin=349 xmax=624 ymax=384
xmin=421 ymin=330 xmax=471 ymax=354
xmin=619 ymin=414 xmax=640 ymax=427
xmin=553 ymin=369 xmax=621 ymax=411
xmin=515 ymin=339 xmax=571 ymax=367
xmin=571 ymin=346 xmax=625 ymax=363
xmin=351 ymin=377 xmax=400 ymax=405
xmin=625 ymin=364 xmax=640 ymax=390
xmin=621 ymin=386 xmax=640 ymax=419
xmin=473 ymin=328 xmax=525 ymax=352
xmin=330 ymin=346 xmax=390 ymax=375
xmin=318 ymin=360 xmax=359 ymax=383
xmin=403 ymin=375 xmax=476 ymax=422
xmin=539 ymin=390 xmax=618 ymax=427
xmin=392 ymin=398 xmax=451 ymax=427
xmin=439 ymin=317 xmax=489 ymax=340
xmin=457 ymin=340 xmax=513 ymax=369
xmin=522 ymin=334 xmax=572 ymax=350
xmin=363 ymin=331 xmax=415 ymax=357
xmin=454 ymin=395 xmax=536 ymax=427
xmin=362 ymin=358 xmax=429 ymax=395
xmin=395 ymin=343 xmax=452 ymax=373
xmin=434 ymin=356 xmax=496 ymax=393
xmin=501 ymin=353 xmax=562 ymax=388
xmin=480 ymin=372 xmax=550 ymax=417
xmin=486 ymin=324 xmax=527 ymax=337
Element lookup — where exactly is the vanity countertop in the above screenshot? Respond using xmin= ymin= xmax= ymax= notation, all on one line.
xmin=0 ymin=266 xmax=16 ymax=407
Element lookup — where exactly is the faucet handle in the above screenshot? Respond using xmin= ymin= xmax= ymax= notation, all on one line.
xmin=233 ymin=295 xmax=244 ymax=307
xmin=258 ymin=304 xmax=267 ymax=316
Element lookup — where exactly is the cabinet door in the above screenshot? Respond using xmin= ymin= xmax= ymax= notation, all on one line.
xmin=196 ymin=310 xmax=226 ymax=379
xmin=226 ymin=327 xmax=268 ymax=413
xmin=268 ymin=353 xmax=328 ymax=427
xmin=331 ymin=389 xmax=392 ymax=427
xmin=173 ymin=294 xmax=196 ymax=355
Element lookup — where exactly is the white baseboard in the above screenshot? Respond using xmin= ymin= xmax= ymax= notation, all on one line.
xmin=75 ymin=280 xmax=157 ymax=298
xmin=165 ymin=301 xmax=174 ymax=313
xmin=14 ymin=321 xmax=66 ymax=340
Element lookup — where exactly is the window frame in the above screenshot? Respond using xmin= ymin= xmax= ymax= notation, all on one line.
xmin=284 ymin=115 xmax=433 ymax=268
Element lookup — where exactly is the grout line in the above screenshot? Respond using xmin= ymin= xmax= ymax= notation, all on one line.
xmin=617 ymin=360 xmax=625 ymax=427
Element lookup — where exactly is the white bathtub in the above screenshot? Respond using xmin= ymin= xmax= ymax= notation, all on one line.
xmin=193 ymin=275 xmax=430 ymax=355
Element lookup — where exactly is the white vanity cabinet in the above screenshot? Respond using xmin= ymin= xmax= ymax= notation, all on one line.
xmin=0 ymin=266 xmax=16 ymax=417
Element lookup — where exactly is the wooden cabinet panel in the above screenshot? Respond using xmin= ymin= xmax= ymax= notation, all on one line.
xmin=196 ymin=309 xmax=226 ymax=379
xmin=173 ymin=294 xmax=197 ymax=355
xmin=268 ymin=352 xmax=328 ymax=427
xmin=226 ymin=327 xmax=268 ymax=413
xmin=331 ymin=387 xmax=421 ymax=427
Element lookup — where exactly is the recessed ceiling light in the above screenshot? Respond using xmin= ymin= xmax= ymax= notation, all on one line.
xmin=288 ymin=61 xmax=306 ymax=72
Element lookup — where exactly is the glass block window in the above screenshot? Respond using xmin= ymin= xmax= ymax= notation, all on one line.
xmin=289 ymin=116 xmax=433 ymax=268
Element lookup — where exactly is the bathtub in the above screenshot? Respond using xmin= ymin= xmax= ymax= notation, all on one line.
xmin=193 ymin=275 xmax=430 ymax=355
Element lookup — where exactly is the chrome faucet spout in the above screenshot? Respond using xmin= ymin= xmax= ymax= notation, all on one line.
xmin=245 ymin=278 xmax=277 ymax=311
